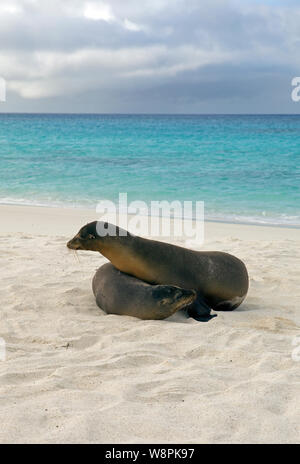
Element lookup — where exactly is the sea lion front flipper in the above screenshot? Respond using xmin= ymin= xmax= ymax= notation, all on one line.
xmin=187 ymin=297 xmax=217 ymax=322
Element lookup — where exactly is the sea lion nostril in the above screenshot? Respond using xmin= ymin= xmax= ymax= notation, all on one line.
xmin=67 ymin=239 xmax=79 ymax=250
xmin=176 ymin=288 xmax=195 ymax=299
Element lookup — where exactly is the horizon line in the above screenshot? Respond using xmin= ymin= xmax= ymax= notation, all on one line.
xmin=0 ymin=112 xmax=300 ymax=116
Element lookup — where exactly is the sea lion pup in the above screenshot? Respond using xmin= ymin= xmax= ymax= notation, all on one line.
xmin=67 ymin=221 xmax=249 ymax=321
xmin=92 ymin=263 xmax=197 ymax=320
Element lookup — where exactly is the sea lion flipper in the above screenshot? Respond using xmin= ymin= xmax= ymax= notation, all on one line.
xmin=187 ymin=297 xmax=217 ymax=323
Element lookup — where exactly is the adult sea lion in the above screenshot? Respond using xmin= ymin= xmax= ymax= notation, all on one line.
xmin=67 ymin=221 xmax=249 ymax=321
xmin=92 ymin=263 xmax=197 ymax=320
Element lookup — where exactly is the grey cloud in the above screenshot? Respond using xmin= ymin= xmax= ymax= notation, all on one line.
xmin=0 ymin=0 xmax=299 ymax=112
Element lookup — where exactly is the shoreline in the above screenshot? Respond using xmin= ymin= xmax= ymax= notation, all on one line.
xmin=1 ymin=204 xmax=300 ymax=239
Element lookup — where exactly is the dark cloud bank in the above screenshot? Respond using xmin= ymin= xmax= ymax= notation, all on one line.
xmin=0 ymin=0 xmax=299 ymax=113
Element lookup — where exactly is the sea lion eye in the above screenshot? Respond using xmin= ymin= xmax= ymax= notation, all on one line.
xmin=87 ymin=234 xmax=96 ymax=240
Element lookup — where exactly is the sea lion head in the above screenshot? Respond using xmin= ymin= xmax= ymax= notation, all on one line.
xmin=152 ymin=285 xmax=197 ymax=311
xmin=67 ymin=221 xmax=131 ymax=251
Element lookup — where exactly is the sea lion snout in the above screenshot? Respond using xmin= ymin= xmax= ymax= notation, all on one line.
xmin=175 ymin=287 xmax=197 ymax=301
xmin=153 ymin=285 xmax=197 ymax=308
xmin=173 ymin=288 xmax=197 ymax=307
xmin=67 ymin=235 xmax=83 ymax=250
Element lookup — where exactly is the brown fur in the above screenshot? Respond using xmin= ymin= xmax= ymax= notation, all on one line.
xmin=92 ymin=263 xmax=197 ymax=320
xmin=67 ymin=221 xmax=249 ymax=320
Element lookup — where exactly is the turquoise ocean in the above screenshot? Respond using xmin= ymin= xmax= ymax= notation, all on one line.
xmin=0 ymin=113 xmax=299 ymax=226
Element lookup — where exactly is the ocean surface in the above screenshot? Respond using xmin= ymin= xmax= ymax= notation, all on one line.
xmin=0 ymin=113 xmax=299 ymax=226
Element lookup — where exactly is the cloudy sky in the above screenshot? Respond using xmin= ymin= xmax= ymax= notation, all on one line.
xmin=0 ymin=0 xmax=300 ymax=113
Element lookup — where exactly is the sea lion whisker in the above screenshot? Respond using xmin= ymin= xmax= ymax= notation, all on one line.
xmin=73 ymin=250 xmax=81 ymax=264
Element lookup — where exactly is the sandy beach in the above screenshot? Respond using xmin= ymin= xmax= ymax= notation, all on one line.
xmin=0 ymin=204 xmax=299 ymax=444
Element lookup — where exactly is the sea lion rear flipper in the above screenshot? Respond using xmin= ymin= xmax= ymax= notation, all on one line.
xmin=187 ymin=297 xmax=217 ymax=323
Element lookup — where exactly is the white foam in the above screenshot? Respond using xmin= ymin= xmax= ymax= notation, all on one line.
xmin=0 ymin=196 xmax=299 ymax=228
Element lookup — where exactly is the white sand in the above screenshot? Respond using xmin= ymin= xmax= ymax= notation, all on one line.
xmin=0 ymin=204 xmax=299 ymax=444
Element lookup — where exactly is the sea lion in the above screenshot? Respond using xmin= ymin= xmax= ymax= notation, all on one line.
xmin=92 ymin=263 xmax=197 ymax=320
xmin=67 ymin=221 xmax=249 ymax=321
